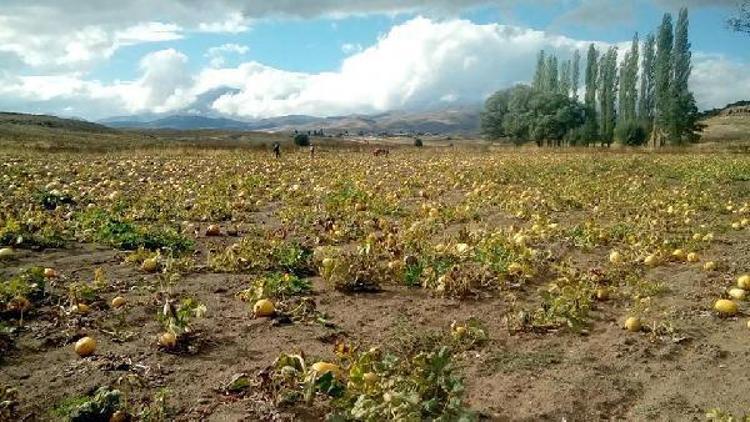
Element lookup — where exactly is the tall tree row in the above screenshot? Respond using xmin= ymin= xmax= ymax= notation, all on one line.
xmin=486 ymin=7 xmax=700 ymax=147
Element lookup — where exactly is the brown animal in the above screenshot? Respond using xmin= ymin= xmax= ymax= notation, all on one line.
xmin=373 ymin=148 xmax=390 ymax=157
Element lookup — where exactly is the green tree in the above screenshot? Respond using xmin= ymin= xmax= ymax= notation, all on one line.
xmin=480 ymin=89 xmax=511 ymax=140
xmin=619 ymin=33 xmax=639 ymax=124
xmin=533 ymin=50 xmax=546 ymax=91
xmin=528 ymin=91 xmax=585 ymax=147
xmin=638 ymin=33 xmax=656 ymax=132
xmin=598 ymin=47 xmax=618 ymax=147
xmin=560 ymin=59 xmax=572 ymax=97
xmin=669 ymin=7 xmax=701 ymax=144
xmin=293 ymin=133 xmax=310 ymax=146
xmin=572 ymin=50 xmax=581 ymax=100
xmin=546 ymin=55 xmax=559 ymax=93
xmin=653 ymin=13 xmax=673 ymax=147
xmin=615 ymin=121 xmax=648 ymax=146
xmin=480 ymin=85 xmax=585 ymax=146
xmin=583 ymin=44 xmax=600 ymax=145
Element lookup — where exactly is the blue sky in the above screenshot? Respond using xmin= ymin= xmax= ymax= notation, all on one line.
xmin=90 ymin=2 xmax=750 ymax=83
xmin=0 ymin=0 xmax=748 ymax=119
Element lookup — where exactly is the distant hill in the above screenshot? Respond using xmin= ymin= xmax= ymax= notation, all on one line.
xmin=0 ymin=112 xmax=117 ymax=134
xmin=699 ymin=100 xmax=750 ymax=119
xmin=699 ymin=101 xmax=750 ymax=143
xmin=105 ymin=115 xmax=251 ymax=130
xmin=101 ymin=107 xmax=482 ymax=135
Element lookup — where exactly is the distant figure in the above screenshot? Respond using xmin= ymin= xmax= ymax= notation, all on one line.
xmin=272 ymin=142 xmax=281 ymax=159
xmin=373 ymin=148 xmax=389 ymax=157
xmin=309 ymin=144 xmax=316 ymax=159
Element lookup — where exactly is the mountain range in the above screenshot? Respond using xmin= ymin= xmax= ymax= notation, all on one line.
xmin=100 ymin=107 xmax=482 ymax=135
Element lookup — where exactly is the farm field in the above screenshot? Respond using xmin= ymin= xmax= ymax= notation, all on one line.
xmin=2 ymin=147 xmax=750 ymax=421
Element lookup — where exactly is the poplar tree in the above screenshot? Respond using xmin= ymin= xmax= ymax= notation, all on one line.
xmin=560 ymin=59 xmax=572 ymax=97
xmin=598 ymin=47 xmax=619 ymax=146
xmin=572 ymin=50 xmax=581 ymax=100
xmin=670 ymin=7 xmax=700 ymax=144
xmin=546 ymin=55 xmax=559 ymax=93
xmin=618 ymin=33 xmax=639 ymax=124
xmin=638 ymin=33 xmax=656 ymax=130
xmin=653 ymin=13 xmax=673 ymax=147
xmin=533 ymin=50 xmax=546 ymax=91
xmin=584 ymin=44 xmax=599 ymax=144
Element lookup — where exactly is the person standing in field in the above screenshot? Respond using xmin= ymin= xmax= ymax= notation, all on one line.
xmin=310 ymin=144 xmax=316 ymax=159
xmin=272 ymin=142 xmax=281 ymax=159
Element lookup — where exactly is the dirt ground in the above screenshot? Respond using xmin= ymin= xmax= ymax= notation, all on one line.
xmin=1 ymin=149 xmax=750 ymax=421
xmin=1 ymin=222 xmax=748 ymax=421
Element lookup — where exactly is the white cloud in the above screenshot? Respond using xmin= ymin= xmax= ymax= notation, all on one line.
xmin=0 ymin=0 xmax=736 ymax=71
xmin=207 ymin=17 xmax=593 ymax=118
xmin=692 ymin=53 xmax=750 ymax=110
xmin=0 ymin=17 xmax=182 ymax=69
xmin=0 ymin=48 xmax=193 ymax=116
xmin=205 ymin=43 xmax=250 ymax=68
xmin=0 ymin=16 xmax=747 ymax=120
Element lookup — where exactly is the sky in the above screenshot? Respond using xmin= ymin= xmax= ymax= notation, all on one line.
xmin=0 ymin=0 xmax=748 ymax=121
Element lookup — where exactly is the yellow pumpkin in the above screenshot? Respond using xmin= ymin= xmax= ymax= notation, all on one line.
xmin=624 ymin=317 xmax=641 ymax=333
xmin=253 ymin=299 xmax=275 ymax=317
xmin=111 ymin=296 xmax=126 ymax=309
xmin=158 ymin=332 xmax=177 ymax=348
xmin=75 ymin=336 xmax=96 ymax=357
xmin=141 ymin=258 xmax=159 ymax=273
xmin=714 ymin=299 xmax=738 ymax=316
xmin=738 ymin=275 xmax=750 ymax=290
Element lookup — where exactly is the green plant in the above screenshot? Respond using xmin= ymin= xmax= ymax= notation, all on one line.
xmin=333 ymin=345 xmax=474 ymax=421
xmin=209 ymin=237 xmax=312 ymax=275
xmin=75 ymin=209 xmax=193 ymax=253
xmin=263 ymin=343 xmax=474 ymax=421
xmin=0 ymin=215 xmax=66 ymax=249
xmin=66 ymin=386 xmax=123 ymax=422
xmin=158 ymin=297 xmax=207 ymax=338
xmin=237 ymin=272 xmax=311 ymax=303
xmin=0 ymin=267 xmax=46 ymax=311
xmin=508 ymin=265 xmax=596 ymax=332
xmin=315 ymin=245 xmax=384 ymax=292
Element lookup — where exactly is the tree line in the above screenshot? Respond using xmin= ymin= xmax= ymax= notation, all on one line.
xmin=481 ymin=8 xmax=702 ymax=147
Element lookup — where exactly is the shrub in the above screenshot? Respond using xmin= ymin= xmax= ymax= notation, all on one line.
xmin=616 ymin=120 xmax=648 ymax=146
xmin=294 ymin=134 xmax=311 ymax=147
xmin=414 ymin=138 xmax=423 ymax=147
